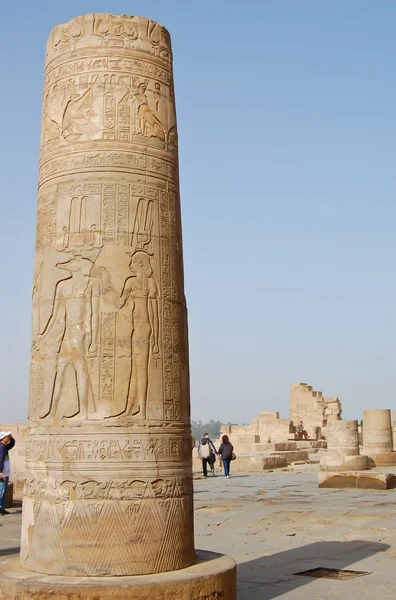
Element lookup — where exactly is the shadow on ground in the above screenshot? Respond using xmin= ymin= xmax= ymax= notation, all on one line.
xmin=237 ymin=540 xmax=390 ymax=599
xmin=0 ymin=547 xmax=19 ymax=557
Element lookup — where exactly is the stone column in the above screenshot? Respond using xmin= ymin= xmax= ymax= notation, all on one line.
xmin=326 ymin=420 xmax=359 ymax=456
xmin=320 ymin=420 xmax=368 ymax=472
xmin=19 ymin=14 xmax=217 ymax=584
xmin=361 ymin=409 xmax=396 ymax=466
xmin=363 ymin=409 xmax=393 ymax=454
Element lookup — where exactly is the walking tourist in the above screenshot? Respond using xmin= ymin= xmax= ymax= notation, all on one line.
xmin=0 ymin=431 xmax=15 ymax=515
xmin=218 ymin=434 xmax=234 ymax=478
xmin=198 ymin=433 xmax=218 ymax=477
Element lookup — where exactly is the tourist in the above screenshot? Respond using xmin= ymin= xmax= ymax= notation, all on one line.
xmin=297 ymin=421 xmax=309 ymax=440
xmin=0 ymin=431 xmax=15 ymax=515
xmin=198 ymin=433 xmax=218 ymax=477
xmin=218 ymin=434 xmax=234 ymax=479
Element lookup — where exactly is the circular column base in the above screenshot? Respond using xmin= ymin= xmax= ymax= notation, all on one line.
xmin=0 ymin=550 xmax=236 ymax=600
xmin=320 ymin=453 xmax=368 ymax=472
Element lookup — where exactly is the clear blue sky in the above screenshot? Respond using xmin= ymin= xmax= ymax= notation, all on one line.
xmin=1 ymin=1 xmax=395 ymax=425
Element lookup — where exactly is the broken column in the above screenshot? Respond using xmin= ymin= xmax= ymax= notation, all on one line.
xmin=320 ymin=420 xmax=368 ymax=472
xmin=363 ymin=409 xmax=396 ymax=466
xmin=0 ymin=13 xmax=236 ymax=598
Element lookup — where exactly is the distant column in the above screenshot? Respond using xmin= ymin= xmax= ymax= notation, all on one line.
xmin=326 ymin=420 xmax=359 ymax=456
xmin=363 ymin=409 xmax=393 ymax=454
xmin=320 ymin=420 xmax=367 ymax=472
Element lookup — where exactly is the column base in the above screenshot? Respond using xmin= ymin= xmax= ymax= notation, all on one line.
xmin=0 ymin=550 xmax=236 ymax=599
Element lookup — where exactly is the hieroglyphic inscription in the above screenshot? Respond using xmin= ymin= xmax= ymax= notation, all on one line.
xmin=168 ymin=187 xmax=182 ymax=420
xmin=116 ymin=184 xmax=129 ymax=244
xmin=29 ymin=364 xmax=45 ymax=418
xmin=102 ymin=183 xmax=116 ymax=243
xmin=25 ymin=436 xmax=191 ymax=463
xmin=36 ymin=192 xmax=56 ymax=254
xmin=39 ymin=151 xmax=175 ymax=183
xmin=45 ymin=59 xmax=171 ymax=90
xmin=159 ymin=189 xmax=174 ymax=420
xmin=100 ymin=313 xmax=116 ymax=405
xmin=25 ymin=476 xmax=192 ymax=501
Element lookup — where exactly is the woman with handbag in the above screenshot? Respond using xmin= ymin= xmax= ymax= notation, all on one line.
xmin=218 ymin=434 xmax=235 ymax=478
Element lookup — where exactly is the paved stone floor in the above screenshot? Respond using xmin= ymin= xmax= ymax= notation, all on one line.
xmin=194 ymin=464 xmax=396 ymax=599
xmin=2 ymin=465 xmax=396 ymax=598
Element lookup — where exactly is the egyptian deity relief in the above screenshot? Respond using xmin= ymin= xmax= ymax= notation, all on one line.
xmin=41 ymin=14 xmax=176 ymax=151
xmin=30 ymin=14 xmax=187 ymax=427
xmin=31 ymin=181 xmax=186 ymax=424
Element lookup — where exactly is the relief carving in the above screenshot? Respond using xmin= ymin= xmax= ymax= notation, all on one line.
xmin=100 ymin=250 xmax=159 ymax=419
xmin=37 ymin=257 xmax=100 ymax=419
xmin=25 ymin=475 xmax=192 ymax=501
xmin=24 ymin=12 xmax=196 ymax=579
xmin=25 ymin=436 xmax=192 ymax=463
xmin=134 ymin=79 xmax=165 ymax=140
xmin=42 ymin=72 xmax=173 ymax=148
xmin=47 ymin=14 xmax=171 ymax=62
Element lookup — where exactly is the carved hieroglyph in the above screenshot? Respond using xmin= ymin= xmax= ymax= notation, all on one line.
xmin=22 ymin=13 xmax=194 ymax=576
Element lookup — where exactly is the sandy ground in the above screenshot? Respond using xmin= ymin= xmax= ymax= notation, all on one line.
xmin=193 ymin=462 xmax=396 ymax=598
xmin=2 ymin=463 xmax=396 ymax=598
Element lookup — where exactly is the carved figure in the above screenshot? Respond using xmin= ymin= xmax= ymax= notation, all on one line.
xmin=100 ymin=251 xmax=159 ymax=418
xmin=39 ymin=257 xmax=100 ymax=419
xmin=62 ymin=78 xmax=101 ymax=141
xmin=134 ymin=80 xmax=165 ymax=141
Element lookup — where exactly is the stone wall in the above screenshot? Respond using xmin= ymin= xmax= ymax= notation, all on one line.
xmin=290 ymin=383 xmax=341 ymax=437
xmin=220 ymin=382 xmax=342 ymax=448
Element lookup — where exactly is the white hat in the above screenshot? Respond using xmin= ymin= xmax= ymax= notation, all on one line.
xmin=0 ymin=432 xmax=11 ymax=440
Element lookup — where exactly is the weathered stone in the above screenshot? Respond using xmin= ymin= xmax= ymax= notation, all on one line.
xmin=363 ymin=409 xmax=393 ymax=455
xmin=366 ymin=452 xmax=396 ymax=467
xmin=259 ymin=456 xmax=288 ymax=470
xmin=274 ymin=442 xmax=297 ymax=451
xmin=320 ymin=420 xmax=368 ymax=473
xmin=272 ymin=450 xmax=309 ymax=464
xmin=326 ymin=420 xmax=359 ymax=456
xmin=320 ymin=453 xmax=368 ymax=472
xmin=318 ymin=471 xmax=396 ymax=490
xmin=0 ymin=551 xmax=236 ymax=599
xmin=15 ymin=14 xmax=236 ymax=597
xmin=289 ymin=383 xmax=342 ymax=439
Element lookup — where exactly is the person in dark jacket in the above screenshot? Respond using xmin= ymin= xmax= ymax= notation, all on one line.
xmin=218 ymin=434 xmax=234 ymax=478
xmin=198 ymin=433 xmax=218 ymax=477
xmin=0 ymin=431 xmax=15 ymax=515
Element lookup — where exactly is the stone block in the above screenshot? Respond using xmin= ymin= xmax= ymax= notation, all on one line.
xmin=274 ymin=442 xmax=297 ymax=451
xmin=260 ymin=456 xmax=288 ymax=470
xmin=232 ymin=456 xmax=263 ymax=472
xmin=366 ymin=452 xmax=396 ymax=467
xmin=272 ymin=450 xmax=309 ymax=464
xmin=252 ymin=443 xmax=275 ymax=452
xmin=318 ymin=471 xmax=396 ymax=490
